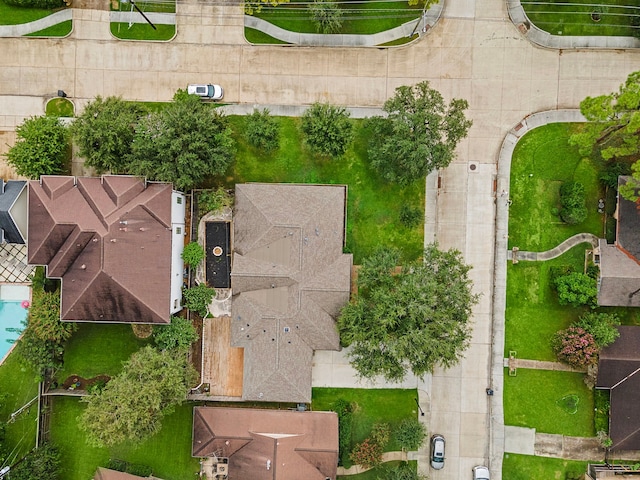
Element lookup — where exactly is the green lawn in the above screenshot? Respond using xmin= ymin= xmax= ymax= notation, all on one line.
xmin=54 ymin=323 xmax=151 ymax=383
xmin=505 ymin=246 xmax=590 ymax=361
xmin=244 ymin=26 xmax=290 ymax=44
xmin=339 ymin=461 xmax=417 ymax=480
xmin=25 ymin=19 xmax=72 ymax=36
xmin=45 ymin=97 xmax=74 ymax=117
xmin=0 ymin=0 xmax=61 ymax=25
xmin=49 ymin=397 xmax=200 ymax=480
xmin=225 ymin=116 xmax=425 ymax=263
xmin=503 ymin=453 xmax=589 ymax=480
xmin=0 ymin=351 xmax=39 ymax=464
xmin=504 ymin=369 xmax=594 ymax=437
xmin=521 ymin=0 xmax=639 ymax=37
xmin=508 ymin=123 xmax=603 ymax=252
xmin=110 ymin=23 xmax=175 ymax=41
xmin=251 ymin=0 xmax=423 ymax=36
xmin=312 ymin=388 xmax=419 ymax=451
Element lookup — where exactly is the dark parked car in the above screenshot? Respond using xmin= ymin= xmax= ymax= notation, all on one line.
xmin=430 ymin=434 xmax=445 ymax=469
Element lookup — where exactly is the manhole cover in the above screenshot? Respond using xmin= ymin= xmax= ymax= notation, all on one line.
xmin=469 ymin=163 xmax=477 ymax=171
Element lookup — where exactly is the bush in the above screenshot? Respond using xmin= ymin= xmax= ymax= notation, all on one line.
xmin=394 ymin=418 xmax=427 ymax=451
xmin=197 ymin=188 xmax=232 ymax=218
xmin=554 ymin=272 xmax=598 ymax=308
xmin=574 ymin=312 xmax=620 ymax=348
xmin=605 ymin=216 xmax=617 ymax=243
xmin=332 ymin=398 xmax=354 ymax=465
xmin=349 ymin=438 xmax=383 ymax=469
xmin=182 ymin=284 xmax=215 ymax=317
xmin=8 ymin=443 xmax=61 ymax=480
xmin=370 ymin=423 xmax=390 ymax=449
xmin=182 ymin=242 xmax=205 ymax=268
xmin=154 ymin=315 xmax=199 ymax=352
xmin=245 ymin=108 xmax=280 ymax=152
xmin=600 ymin=161 xmax=631 ymax=189
xmin=399 ymin=205 xmax=422 ymax=228
xmin=552 ymin=326 xmax=599 ymax=368
xmin=559 ymin=181 xmax=587 ymax=225
xmin=301 ymin=103 xmax=353 ymax=158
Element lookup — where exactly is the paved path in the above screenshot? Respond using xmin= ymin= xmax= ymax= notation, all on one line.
xmin=509 ymin=233 xmax=599 ymax=262
xmin=337 ymin=451 xmax=408 ymax=475
xmin=1 ymin=4 xmax=639 ymax=480
xmin=503 ymin=357 xmax=586 ymax=373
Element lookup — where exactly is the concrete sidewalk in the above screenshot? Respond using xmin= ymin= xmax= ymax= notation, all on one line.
xmin=0 ymin=9 xmax=71 ymax=36
xmin=509 ymin=233 xmax=599 ymax=262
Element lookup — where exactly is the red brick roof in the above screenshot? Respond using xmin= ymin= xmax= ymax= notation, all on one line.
xmin=28 ymin=176 xmax=174 ymax=324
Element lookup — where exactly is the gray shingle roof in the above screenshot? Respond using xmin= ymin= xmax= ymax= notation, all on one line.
xmin=231 ymin=183 xmax=352 ymax=403
xmin=0 ymin=180 xmax=27 ymax=244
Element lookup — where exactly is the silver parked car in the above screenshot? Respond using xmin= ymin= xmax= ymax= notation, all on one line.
xmin=430 ymin=434 xmax=445 ymax=469
xmin=187 ymin=84 xmax=224 ymax=100
xmin=472 ymin=465 xmax=490 ymax=480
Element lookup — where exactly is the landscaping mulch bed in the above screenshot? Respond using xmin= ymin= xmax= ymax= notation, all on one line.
xmin=61 ymin=374 xmax=110 ymax=391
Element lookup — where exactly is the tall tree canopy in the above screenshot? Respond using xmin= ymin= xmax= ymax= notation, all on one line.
xmin=570 ymin=70 xmax=640 ymax=165
xmin=301 ymin=103 xmax=353 ymax=158
xmin=338 ymin=244 xmax=479 ymax=382
xmin=128 ymin=92 xmax=235 ymax=191
xmin=71 ymin=96 xmax=147 ymax=174
xmin=6 ymin=116 xmax=68 ymax=178
xmin=367 ymin=81 xmax=472 ymax=185
xmin=80 ymin=346 xmax=197 ymax=447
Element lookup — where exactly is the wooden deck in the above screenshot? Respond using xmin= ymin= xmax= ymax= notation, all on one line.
xmin=202 ymin=315 xmax=244 ymax=397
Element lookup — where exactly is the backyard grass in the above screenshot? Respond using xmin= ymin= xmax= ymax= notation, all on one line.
xmin=54 ymin=323 xmax=151 ymax=382
xmin=521 ymin=0 xmax=639 ymax=37
xmin=224 ymin=116 xmax=425 ymax=263
xmin=0 ymin=0 xmax=61 ymax=25
xmin=49 ymin=397 xmax=200 ymax=480
xmin=505 ymin=246 xmax=589 ymax=361
xmin=110 ymin=23 xmax=175 ymax=41
xmin=312 ymin=388 xmax=418 ymax=451
xmin=504 ymin=369 xmax=594 ymax=437
xmin=25 ymin=19 xmax=72 ymax=36
xmin=508 ymin=122 xmax=603 ymax=252
xmin=251 ymin=0 xmax=423 ymax=36
xmin=503 ymin=453 xmax=589 ymax=480
xmin=45 ymin=97 xmax=74 ymax=117
xmin=0 ymin=351 xmax=39 ymax=464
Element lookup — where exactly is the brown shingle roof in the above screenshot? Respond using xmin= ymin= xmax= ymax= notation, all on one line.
xmin=28 ymin=176 xmax=174 ymax=324
xmin=191 ymin=406 xmax=338 ymax=480
xmin=596 ymin=326 xmax=640 ymax=450
xmin=230 ymin=183 xmax=352 ymax=403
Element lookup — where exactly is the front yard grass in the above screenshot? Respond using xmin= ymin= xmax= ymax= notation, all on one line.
xmin=521 ymin=0 xmax=639 ymax=37
xmin=0 ymin=0 xmax=61 ymax=25
xmin=55 ymin=323 xmax=151 ymax=382
xmin=312 ymin=388 xmax=418 ymax=451
xmin=503 ymin=453 xmax=589 ymax=480
xmin=25 ymin=19 xmax=72 ymax=36
xmin=250 ymin=0 xmax=422 ymax=36
xmin=505 ymin=246 xmax=589 ymax=361
xmin=225 ymin=116 xmax=425 ymax=263
xmin=49 ymin=396 xmax=200 ymax=480
xmin=508 ymin=122 xmax=602 ymax=252
xmin=504 ymin=369 xmax=594 ymax=437
xmin=0 ymin=351 xmax=39 ymax=463
xmin=110 ymin=23 xmax=175 ymax=41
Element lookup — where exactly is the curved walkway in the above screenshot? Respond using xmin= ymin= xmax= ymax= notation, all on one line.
xmin=506 ymin=0 xmax=640 ymax=49
xmin=337 ymin=451 xmax=408 ymax=476
xmin=509 ymin=233 xmax=599 ymax=262
xmin=0 ymin=9 xmax=71 ymax=36
xmin=244 ymin=1 xmax=442 ymax=47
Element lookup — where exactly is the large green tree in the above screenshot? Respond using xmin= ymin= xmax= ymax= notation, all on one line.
xmin=6 ymin=443 xmax=61 ymax=480
xmin=309 ymin=0 xmax=343 ymax=34
xmin=338 ymin=243 xmax=478 ymax=382
xmin=5 ymin=116 xmax=68 ymax=178
xmin=570 ymin=71 xmax=640 ymax=164
xmin=71 ymin=96 xmax=147 ymax=174
xmin=128 ymin=93 xmax=235 ymax=191
xmin=301 ymin=103 xmax=353 ymax=158
xmin=80 ymin=346 xmax=196 ymax=447
xmin=367 ymin=81 xmax=472 ymax=185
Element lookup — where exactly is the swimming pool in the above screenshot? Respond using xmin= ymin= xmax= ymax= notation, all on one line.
xmin=0 ymin=285 xmax=30 ymax=363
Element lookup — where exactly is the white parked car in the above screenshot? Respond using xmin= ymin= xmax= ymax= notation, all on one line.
xmin=187 ymin=84 xmax=224 ymax=100
xmin=472 ymin=465 xmax=490 ymax=480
